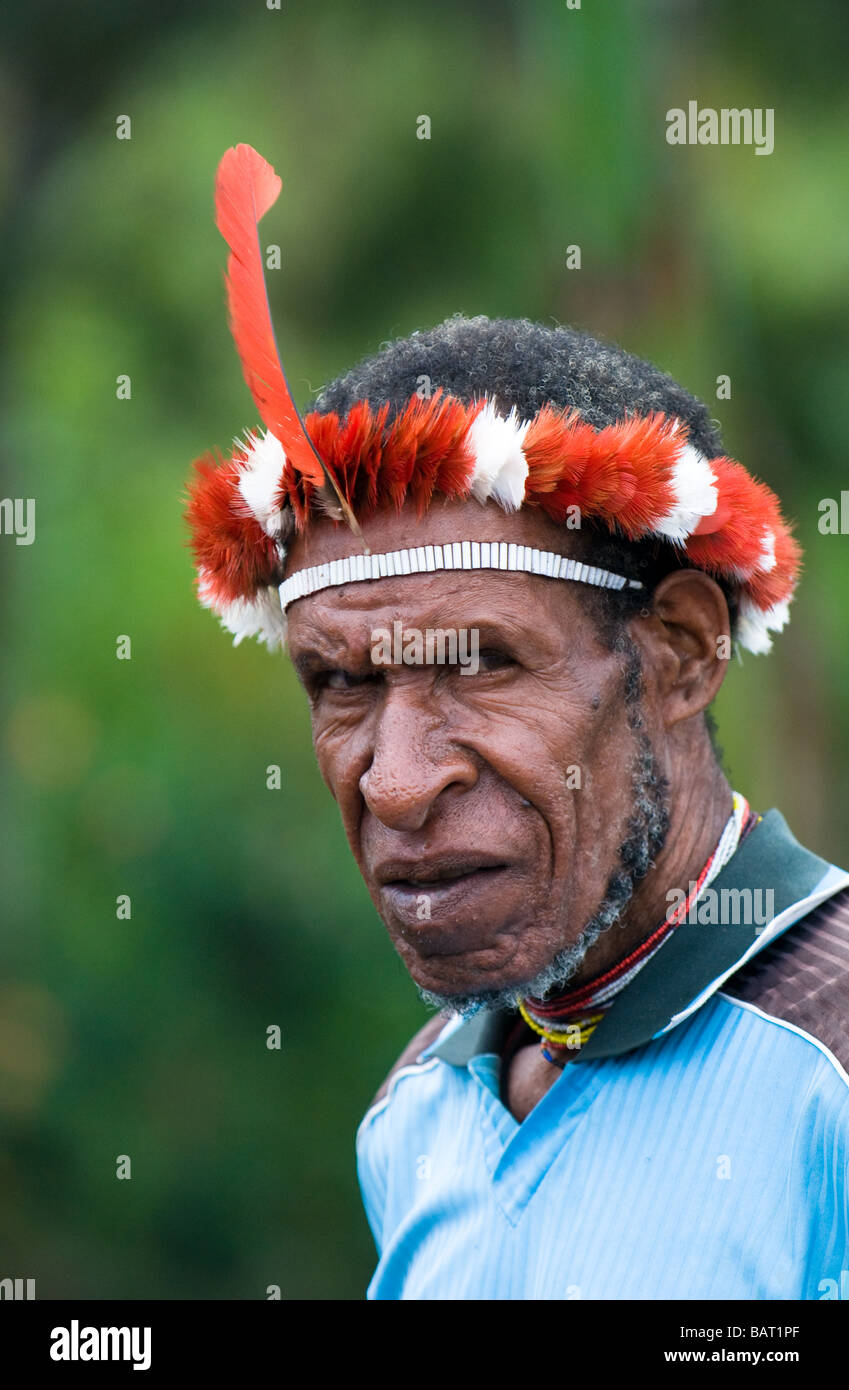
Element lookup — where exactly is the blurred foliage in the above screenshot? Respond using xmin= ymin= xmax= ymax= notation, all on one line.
xmin=0 ymin=0 xmax=847 ymax=1297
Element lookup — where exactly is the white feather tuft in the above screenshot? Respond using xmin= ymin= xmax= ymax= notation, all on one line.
xmin=735 ymin=594 xmax=792 ymax=656
xmin=655 ymin=442 xmax=718 ymax=543
xmin=758 ymin=528 xmax=777 ymax=573
xmin=729 ymin=528 xmax=778 ymax=583
xmin=236 ymin=429 xmax=288 ymax=537
xmin=197 ymin=568 xmax=288 ymax=651
xmin=467 ymin=401 xmax=530 ymax=511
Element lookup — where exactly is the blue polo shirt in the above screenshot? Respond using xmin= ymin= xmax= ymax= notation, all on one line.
xmin=356 ymin=812 xmax=849 ymax=1300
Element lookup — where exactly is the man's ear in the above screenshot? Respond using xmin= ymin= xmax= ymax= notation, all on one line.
xmin=632 ymin=569 xmax=732 ymax=727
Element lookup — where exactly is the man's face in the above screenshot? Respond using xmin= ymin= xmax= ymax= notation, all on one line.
xmin=286 ymin=498 xmax=666 ymax=1004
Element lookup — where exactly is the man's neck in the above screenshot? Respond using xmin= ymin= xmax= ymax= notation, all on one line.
xmin=502 ymin=761 xmax=735 ymax=1124
xmin=567 ymin=765 xmax=734 ymax=992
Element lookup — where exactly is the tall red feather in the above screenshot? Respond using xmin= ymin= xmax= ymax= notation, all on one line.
xmin=214 ymin=144 xmax=330 ymax=490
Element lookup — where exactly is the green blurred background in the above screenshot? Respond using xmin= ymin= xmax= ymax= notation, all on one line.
xmin=1 ymin=0 xmax=848 ymax=1298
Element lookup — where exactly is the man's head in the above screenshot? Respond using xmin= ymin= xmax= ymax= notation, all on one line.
xmin=185 ymin=146 xmax=801 ymax=1016
xmin=265 ymin=316 xmax=737 ymax=1011
xmin=283 ymin=474 xmax=731 ymax=1013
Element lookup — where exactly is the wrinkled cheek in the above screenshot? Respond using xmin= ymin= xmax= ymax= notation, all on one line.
xmin=313 ymin=731 xmax=368 ymax=838
xmin=311 ymin=725 xmax=343 ymax=789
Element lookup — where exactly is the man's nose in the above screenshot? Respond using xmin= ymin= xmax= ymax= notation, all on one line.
xmin=358 ymin=689 xmax=478 ymax=832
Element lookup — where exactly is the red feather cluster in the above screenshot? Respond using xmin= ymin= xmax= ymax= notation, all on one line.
xmin=278 ymin=390 xmax=479 ymax=528
xmin=684 ymin=456 xmax=800 ymax=610
xmin=184 ymin=451 xmax=282 ymax=606
xmin=522 ymin=407 xmax=680 ymax=536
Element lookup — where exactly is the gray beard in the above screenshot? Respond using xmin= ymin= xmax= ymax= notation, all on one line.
xmin=416 ymin=695 xmax=670 ymax=1020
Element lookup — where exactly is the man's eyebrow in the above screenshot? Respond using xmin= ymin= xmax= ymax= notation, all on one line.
xmin=291 ymin=649 xmax=323 ymax=680
xmin=290 ymin=611 xmax=543 ymax=669
xmin=290 ymin=636 xmax=370 ymax=680
xmin=458 ymin=616 xmax=530 ymax=641
xmin=430 ymin=614 xmax=547 ymax=648
xmin=291 ymin=646 xmax=343 ymax=677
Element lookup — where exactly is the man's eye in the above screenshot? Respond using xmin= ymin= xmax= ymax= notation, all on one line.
xmin=476 ymin=649 xmax=515 ymax=672
xmin=322 ymin=668 xmax=373 ymax=691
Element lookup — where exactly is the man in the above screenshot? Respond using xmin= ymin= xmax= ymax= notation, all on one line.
xmin=186 ymin=145 xmax=849 ymax=1300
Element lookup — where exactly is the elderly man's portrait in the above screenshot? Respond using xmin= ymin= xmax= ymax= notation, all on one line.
xmin=3 ymin=0 xmax=849 ymax=1343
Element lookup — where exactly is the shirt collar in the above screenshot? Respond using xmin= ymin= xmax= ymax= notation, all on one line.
xmin=426 ymin=809 xmax=836 ymax=1067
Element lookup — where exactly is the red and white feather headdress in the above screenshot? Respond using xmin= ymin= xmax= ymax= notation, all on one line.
xmin=185 ymin=144 xmax=801 ymax=656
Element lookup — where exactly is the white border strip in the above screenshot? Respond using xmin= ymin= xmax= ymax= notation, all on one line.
xmin=717 ymin=994 xmax=849 ymax=1090
xmin=355 ymin=1056 xmax=442 ymax=1138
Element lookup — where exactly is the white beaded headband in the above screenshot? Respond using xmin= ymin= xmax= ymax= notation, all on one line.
xmin=278 ymin=541 xmax=643 ymax=612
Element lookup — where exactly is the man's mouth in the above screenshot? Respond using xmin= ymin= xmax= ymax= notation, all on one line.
xmin=406 ymin=867 xmax=500 ymax=888
xmin=372 ymin=853 xmax=512 ymax=951
xmin=375 ymin=852 xmax=509 ymax=890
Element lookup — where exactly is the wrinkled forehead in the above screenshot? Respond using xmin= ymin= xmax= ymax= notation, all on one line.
xmin=283 ymin=499 xmax=605 ymax=664
xmin=286 ymin=568 xmax=564 ymax=648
